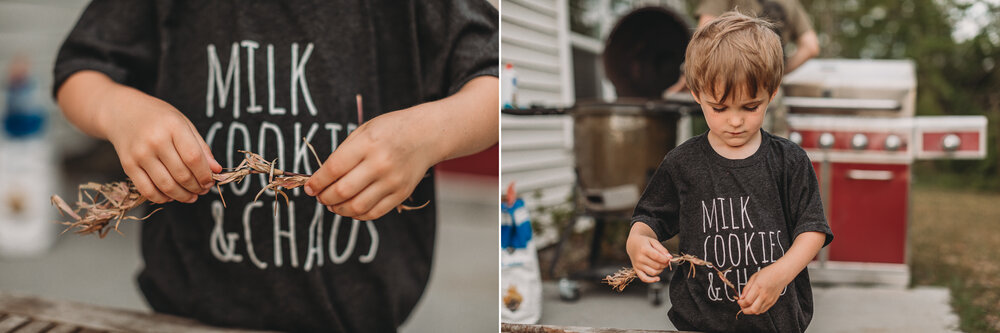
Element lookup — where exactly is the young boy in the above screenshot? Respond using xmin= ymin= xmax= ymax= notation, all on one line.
xmin=626 ymin=12 xmax=833 ymax=332
xmin=53 ymin=1 xmax=497 ymax=332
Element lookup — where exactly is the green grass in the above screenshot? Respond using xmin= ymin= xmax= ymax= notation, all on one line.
xmin=911 ymin=186 xmax=1000 ymax=332
xmin=912 ymin=161 xmax=1000 ymax=193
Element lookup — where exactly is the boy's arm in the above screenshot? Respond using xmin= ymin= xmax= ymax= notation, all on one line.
xmin=627 ymin=154 xmax=681 ymax=283
xmin=304 ymin=76 xmax=498 ymax=220
xmin=55 ymin=1 xmax=221 ymax=204
xmin=784 ymin=1 xmax=820 ymax=74
xmin=304 ymin=0 xmax=498 ymax=221
xmin=785 ymin=30 xmax=820 ymax=74
xmin=626 ymin=222 xmax=673 ymax=283
xmin=57 ymin=70 xmax=222 ymax=204
xmin=737 ymin=231 xmax=826 ymax=315
xmin=416 ymin=76 xmax=499 ymax=160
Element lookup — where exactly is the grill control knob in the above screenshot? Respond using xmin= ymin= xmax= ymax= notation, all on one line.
xmin=943 ymin=134 xmax=961 ymax=152
xmin=789 ymin=131 xmax=803 ymax=146
xmin=851 ymin=133 xmax=869 ymax=150
xmin=819 ymin=132 xmax=835 ymax=149
xmin=885 ymin=134 xmax=902 ymax=151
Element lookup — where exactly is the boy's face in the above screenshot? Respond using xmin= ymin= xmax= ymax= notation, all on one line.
xmin=692 ymin=85 xmax=775 ymax=150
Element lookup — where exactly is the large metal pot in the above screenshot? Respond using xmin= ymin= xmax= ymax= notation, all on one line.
xmin=573 ymin=6 xmax=693 ymax=213
xmin=572 ymin=99 xmax=693 ymax=213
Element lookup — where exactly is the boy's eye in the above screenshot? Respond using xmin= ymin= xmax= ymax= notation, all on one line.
xmin=711 ymin=106 xmax=726 ymax=112
xmin=743 ymin=105 xmax=760 ymax=111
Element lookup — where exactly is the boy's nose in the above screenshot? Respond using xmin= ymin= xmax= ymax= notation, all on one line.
xmin=728 ymin=116 xmax=743 ymax=128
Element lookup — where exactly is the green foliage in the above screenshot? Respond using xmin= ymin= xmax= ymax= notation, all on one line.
xmin=528 ymin=189 xmax=577 ymax=240
xmin=811 ymin=0 xmax=1000 ymax=191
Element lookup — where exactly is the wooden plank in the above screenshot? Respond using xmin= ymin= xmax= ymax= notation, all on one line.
xmin=75 ymin=329 xmax=103 ymax=333
xmin=506 ymin=0 xmax=557 ymax=17
xmin=0 ymin=292 xmax=274 ymax=333
xmin=501 ymin=1 xmax=558 ymax=33
xmin=43 ymin=324 xmax=80 ymax=333
xmin=514 ymin=66 xmax=563 ymax=89
xmin=502 ymin=133 xmax=569 ymax=154
xmin=519 ymin=79 xmax=563 ymax=93
xmin=500 ymin=167 xmax=575 ymax=193
xmin=501 ymin=56 xmax=561 ymax=75
xmin=502 ymin=34 xmax=559 ymax=55
xmin=0 ymin=313 xmax=30 ymax=332
xmin=501 ymin=136 xmax=566 ymax=150
xmin=501 ymin=114 xmax=569 ymax=129
xmin=502 ymin=43 xmax=560 ymax=70
xmin=501 ymin=21 xmax=559 ymax=50
xmin=501 ymin=149 xmax=574 ymax=173
xmin=501 ymin=323 xmax=695 ymax=333
xmin=515 ymin=90 xmax=566 ymax=107
xmin=11 ymin=320 xmax=53 ymax=333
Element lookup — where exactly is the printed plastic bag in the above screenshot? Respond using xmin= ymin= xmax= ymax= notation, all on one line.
xmin=500 ymin=184 xmax=542 ymax=324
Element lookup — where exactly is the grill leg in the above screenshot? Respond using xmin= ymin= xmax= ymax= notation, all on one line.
xmin=548 ymin=213 xmax=580 ymax=278
xmin=588 ymin=216 xmax=606 ymax=268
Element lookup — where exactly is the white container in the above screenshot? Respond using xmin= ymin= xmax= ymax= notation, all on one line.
xmin=0 ymin=137 xmax=56 ymax=257
xmin=0 ymin=68 xmax=57 ymax=257
xmin=502 ymin=63 xmax=518 ymax=109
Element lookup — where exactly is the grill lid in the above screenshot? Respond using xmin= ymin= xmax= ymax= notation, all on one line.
xmin=782 ymin=59 xmax=916 ymax=117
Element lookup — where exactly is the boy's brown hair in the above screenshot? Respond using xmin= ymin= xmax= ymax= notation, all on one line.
xmin=684 ymin=11 xmax=784 ymax=103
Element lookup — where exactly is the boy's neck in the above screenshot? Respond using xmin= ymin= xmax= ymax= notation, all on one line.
xmin=707 ymin=129 xmax=763 ymax=160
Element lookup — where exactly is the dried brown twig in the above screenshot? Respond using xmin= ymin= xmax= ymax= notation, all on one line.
xmin=51 ymin=142 xmax=429 ymax=238
xmin=603 ymin=253 xmax=745 ymax=318
xmin=603 ymin=253 xmax=735 ymax=292
xmin=50 ymin=182 xmax=158 ymax=238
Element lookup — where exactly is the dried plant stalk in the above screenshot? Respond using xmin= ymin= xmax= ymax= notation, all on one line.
xmin=603 ymin=253 xmax=746 ymax=318
xmin=52 ymin=145 xmax=429 ymax=238
xmin=603 ymin=253 xmax=734 ymax=292
xmin=50 ymin=182 xmax=160 ymax=238
xmin=603 ymin=268 xmax=637 ymax=292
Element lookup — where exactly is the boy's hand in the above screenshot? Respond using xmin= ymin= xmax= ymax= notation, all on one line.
xmin=737 ymin=264 xmax=793 ymax=315
xmin=737 ymin=232 xmax=826 ymax=315
xmin=304 ymin=108 xmax=438 ymax=221
xmin=626 ymin=222 xmax=673 ymax=283
xmin=303 ymin=76 xmax=496 ymax=221
xmin=103 ymin=86 xmax=222 ymax=204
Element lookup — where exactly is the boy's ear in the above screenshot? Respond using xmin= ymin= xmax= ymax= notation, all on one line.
xmin=769 ymin=88 xmax=779 ymax=102
xmin=690 ymin=90 xmax=701 ymax=104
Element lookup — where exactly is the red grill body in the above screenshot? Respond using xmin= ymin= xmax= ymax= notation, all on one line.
xmin=821 ymin=162 xmax=909 ymax=264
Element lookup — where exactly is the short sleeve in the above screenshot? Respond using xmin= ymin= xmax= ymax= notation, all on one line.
xmin=785 ymin=149 xmax=833 ymax=247
xmin=415 ymin=0 xmax=499 ymax=100
xmin=696 ymin=0 xmax=734 ymax=18
xmin=53 ymin=0 xmax=160 ymax=98
xmin=630 ymin=157 xmax=681 ymax=241
xmin=786 ymin=0 xmax=814 ymax=42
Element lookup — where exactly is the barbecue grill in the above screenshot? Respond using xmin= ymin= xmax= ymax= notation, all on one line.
xmin=783 ymin=59 xmax=987 ymax=287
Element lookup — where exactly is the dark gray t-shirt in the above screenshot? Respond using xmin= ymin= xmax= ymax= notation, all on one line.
xmin=53 ymin=1 xmax=497 ymax=332
xmin=632 ymin=130 xmax=833 ymax=333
